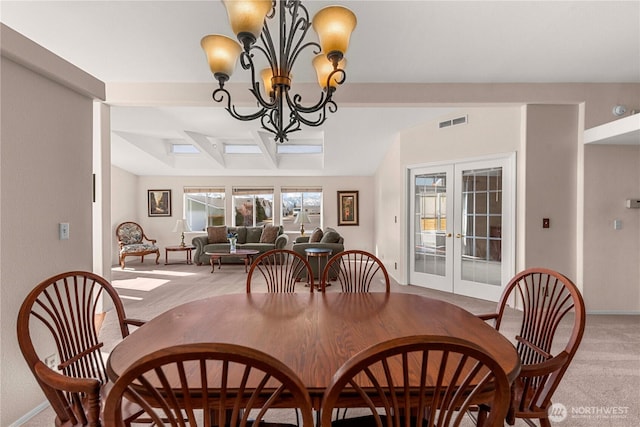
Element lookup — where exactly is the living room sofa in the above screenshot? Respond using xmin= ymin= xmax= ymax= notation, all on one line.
xmin=292 ymin=227 xmax=344 ymax=281
xmin=192 ymin=225 xmax=288 ymax=266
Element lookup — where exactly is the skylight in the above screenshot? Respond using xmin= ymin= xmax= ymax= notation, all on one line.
xmin=276 ymin=145 xmax=322 ymax=154
xmin=171 ymin=144 xmax=200 ymax=154
xmin=224 ymin=145 xmax=263 ymax=154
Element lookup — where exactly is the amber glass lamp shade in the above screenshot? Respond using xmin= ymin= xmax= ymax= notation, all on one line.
xmin=201 ymin=34 xmax=242 ymax=80
xmin=313 ymin=55 xmax=346 ymax=90
xmin=223 ymin=0 xmax=272 ymax=45
xmin=312 ymin=6 xmax=357 ymax=61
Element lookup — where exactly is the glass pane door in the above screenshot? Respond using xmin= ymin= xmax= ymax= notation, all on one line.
xmin=409 ymin=155 xmax=514 ymax=302
xmin=453 ymin=156 xmax=514 ymax=301
xmin=410 ymin=166 xmax=454 ymax=292
xmin=460 ymin=167 xmax=503 ymax=285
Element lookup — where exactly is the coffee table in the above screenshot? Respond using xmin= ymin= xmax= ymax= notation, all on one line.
xmin=205 ymin=249 xmax=260 ymax=273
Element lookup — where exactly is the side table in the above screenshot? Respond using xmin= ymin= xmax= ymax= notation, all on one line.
xmin=304 ymin=248 xmax=333 ymax=288
xmin=165 ymin=245 xmax=195 ymax=265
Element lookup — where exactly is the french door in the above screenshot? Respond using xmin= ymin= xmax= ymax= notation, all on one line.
xmin=409 ymin=155 xmax=515 ymax=301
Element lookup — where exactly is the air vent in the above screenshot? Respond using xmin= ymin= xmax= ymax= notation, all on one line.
xmin=439 ymin=115 xmax=468 ymax=129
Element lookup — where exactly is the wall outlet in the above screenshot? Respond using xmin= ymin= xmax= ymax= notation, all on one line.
xmin=44 ymin=354 xmax=58 ymax=370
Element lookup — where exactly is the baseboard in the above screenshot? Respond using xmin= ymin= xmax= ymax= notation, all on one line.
xmin=587 ymin=310 xmax=640 ymax=315
xmin=9 ymin=400 xmax=49 ymax=427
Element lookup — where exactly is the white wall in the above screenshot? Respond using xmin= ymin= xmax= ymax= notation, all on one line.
xmin=0 ymin=25 xmax=104 ymax=425
xmin=583 ymin=144 xmax=640 ymax=312
xmin=110 ymin=175 xmax=375 ymax=266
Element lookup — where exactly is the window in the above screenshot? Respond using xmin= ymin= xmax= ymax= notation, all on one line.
xmin=281 ymin=187 xmax=322 ymax=234
xmin=232 ymin=187 xmax=274 ymax=227
xmin=184 ymin=187 xmax=225 ymax=231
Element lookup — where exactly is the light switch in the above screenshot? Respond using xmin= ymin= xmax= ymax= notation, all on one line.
xmin=613 ymin=220 xmax=622 ymax=230
xmin=59 ymin=223 xmax=70 ymax=240
xmin=542 ymin=218 xmax=550 ymax=229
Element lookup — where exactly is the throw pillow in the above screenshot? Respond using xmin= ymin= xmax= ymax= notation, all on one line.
xmin=234 ymin=227 xmax=247 ymax=244
xmin=320 ymin=230 xmax=341 ymax=243
xmin=207 ymin=226 xmax=228 ymax=244
xmin=260 ymin=225 xmax=280 ymax=244
xmin=309 ymin=228 xmax=324 ymax=243
xmin=246 ymin=226 xmax=264 ymax=243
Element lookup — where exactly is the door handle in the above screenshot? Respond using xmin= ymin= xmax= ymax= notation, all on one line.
xmin=446 ymin=233 xmax=452 ymax=237
xmin=456 ymin=233 xmax=462 ymax=238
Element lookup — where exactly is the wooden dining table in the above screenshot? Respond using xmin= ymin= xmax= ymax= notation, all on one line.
xmin=107 ymin=292 xmax=520 ymax=410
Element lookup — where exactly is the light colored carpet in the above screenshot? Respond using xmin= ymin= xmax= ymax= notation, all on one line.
xmin=21 ymin=261 xmax=640 ymax=426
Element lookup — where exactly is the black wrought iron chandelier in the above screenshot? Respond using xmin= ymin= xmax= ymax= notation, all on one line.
xmin=201 ymin=0 xmax=357 ymax=143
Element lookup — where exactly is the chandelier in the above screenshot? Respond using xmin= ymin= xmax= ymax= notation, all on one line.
xmin=201 ymin=0 xmax=357 ymax=143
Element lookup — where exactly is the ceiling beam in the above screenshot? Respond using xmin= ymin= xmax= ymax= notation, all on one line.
xmin=184 ymin=130 xmax=225 ymax=167
xmin=253 ymin=131 xmax=278 ymax=169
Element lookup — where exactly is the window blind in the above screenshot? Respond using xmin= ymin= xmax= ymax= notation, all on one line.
xmin=280 ymin=187 xmax=322 ymax=193
xmin=232 ymin=187 xmax=274 ymax=196
xmin=184 ymin=187 xmax=225 ymax=194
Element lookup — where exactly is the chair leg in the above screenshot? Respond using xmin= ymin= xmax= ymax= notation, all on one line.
xmin=476 ymin=405 xmax=489 ymax=427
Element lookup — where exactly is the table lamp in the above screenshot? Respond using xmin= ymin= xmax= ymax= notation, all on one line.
xmin=172 ymin=219 xmax=191 ymax=247
xmin=294 ymin=210 xmax=311 ymax=236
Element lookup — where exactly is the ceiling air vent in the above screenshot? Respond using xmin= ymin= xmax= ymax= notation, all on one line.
xmin=439 ymin=115 xmax=468 ymax=129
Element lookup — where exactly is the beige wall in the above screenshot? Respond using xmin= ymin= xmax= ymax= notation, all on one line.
xmin=583 ymin=144 xmax=640 ymax=312
xmin=376 ymin=107 xmax=523 ymax=285
xmin=110 ymin=175 xmax=375 ymax=267
xmin=374 ymin=136 xmax=403 ymax=276
xmin=0 ymin=25 xmax=104 ymax=425
xmin=111 ymin=165 xmax=139 ymax=265
xmin=374 ymin=103 xmax=640 ymax=313
xmin=523 ymin=105 xmax=579 ymax=279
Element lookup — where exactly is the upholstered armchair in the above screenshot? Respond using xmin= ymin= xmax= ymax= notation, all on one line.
xmin=115 ymin=221 xmax=160 ymax=268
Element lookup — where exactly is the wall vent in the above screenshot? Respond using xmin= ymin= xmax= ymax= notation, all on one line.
xmin=439 ymin=115 xmax=468 ymax=129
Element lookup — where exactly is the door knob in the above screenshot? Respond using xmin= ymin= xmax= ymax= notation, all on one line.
xmin=446 ymin=233 xmax=452 ymax=237
xmin=456 ymin=233 xmax=462 ymax=238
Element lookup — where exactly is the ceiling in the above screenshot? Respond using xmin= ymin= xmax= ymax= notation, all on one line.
xmin=2 ymin=1 xmax=639 ymax=176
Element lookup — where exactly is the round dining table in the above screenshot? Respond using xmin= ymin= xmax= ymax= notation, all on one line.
xmin=107 ymin=292 xmax=520 ymax=409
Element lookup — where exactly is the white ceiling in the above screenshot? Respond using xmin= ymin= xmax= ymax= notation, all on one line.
xmin=2 ymin=1 xmax=639 ymax=176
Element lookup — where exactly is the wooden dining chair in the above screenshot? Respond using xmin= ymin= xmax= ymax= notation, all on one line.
xmin=17 ymin=271 xmax=145 ymax=427
xmin=104 ymin=342 xmax=315 ymax=427
xmin=475 ymin=267 xmax=586 ymax=427
xmin=320 ymin=250 xmax=390 ymax=292
xmin=321 ymin=335 xmax=511 ymax=427
xmin=247 ymin=249 xmax=315 ymax=293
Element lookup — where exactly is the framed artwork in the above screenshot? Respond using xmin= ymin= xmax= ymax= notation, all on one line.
xmin=337 ymin=190 xmax=359 ymax=226
xmin=148 ymin=190 xmax=172 ymax=217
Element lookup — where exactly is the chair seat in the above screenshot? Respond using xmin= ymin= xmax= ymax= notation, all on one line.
xmin=120 ymin=243 xmax=158 ymax=254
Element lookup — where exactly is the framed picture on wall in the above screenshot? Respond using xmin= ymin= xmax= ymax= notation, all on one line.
xmin=337 ymin=190 xmax=359 ymax=226
xmin=148 ymin=189 xmax=172 ymax=217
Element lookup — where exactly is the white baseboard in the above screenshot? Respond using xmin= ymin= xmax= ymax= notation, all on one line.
xmin=9 ymin=400 xmax=49 ymax=427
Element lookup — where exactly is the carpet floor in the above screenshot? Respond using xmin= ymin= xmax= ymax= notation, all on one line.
xmin=21 ymin=261 xmax=639 ymax=426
